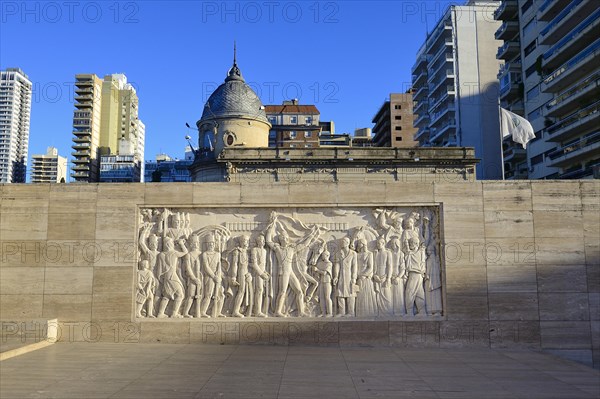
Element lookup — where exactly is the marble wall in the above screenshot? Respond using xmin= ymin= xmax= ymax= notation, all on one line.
xmin=0 ymin=181 xmax=598 ymax=368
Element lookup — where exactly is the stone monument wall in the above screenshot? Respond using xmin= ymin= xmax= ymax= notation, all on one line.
xmin=0 ymin=181 xmax=598 ymax=367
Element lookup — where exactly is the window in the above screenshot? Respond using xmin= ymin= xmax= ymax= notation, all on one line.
xmin=395 ymin=126 xmax=402 ymax=131
xmin=289 ymin=131 xmax=297 ymax=139
xmin=289 ymin=144 xmax=297 ymax=148
xmin=528 ymin=107 xmax=542 ymax=121
xmin=525 ymin=63 xmax=537 ymax=77
xmin=531 ymin=154 xmax=543 ymax=165
xmin=522 ymin=16 xmax=536 ymax=37
xmin=395 ymin=137 xmax=403 ymax=141
xmin=305 ymin=143 xmax=313 ymax=148
xmin=394 ymin=105 xmax=402 ymax=110
xmin=269 ymin=116 xmax=276 ymax=124
xmin=521 ymin=0 xmax=533 ymax=15
xmin=527 ymin=85 xmax=539 ymax=101
xmin=524 ymin=39 xmax=537 ymax=57
xmin=395 ymin=115 xmax=402 ymax=120
xmin=290 ymin=116 xmax=297 ymax=124
xmin=304 ymin=131 xmax=312 ymax=138
xmin=305 ymin=117 xmax=312 ymax=124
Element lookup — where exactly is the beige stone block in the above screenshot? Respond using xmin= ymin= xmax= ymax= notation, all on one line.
xmin=48 ymin=184 xmax=98 ymax=213
xmin=337 ymin=182 xmax=386 ymax=205
xmin=95 ymin=211 xmax=137 ymax=240
xmin=144 ymin=183 xmax=193 ymax=205
xmin=189 ymin=321 xmax=290 ymax=345
xmin=434 ymin=182 xmax=483 ymax=212
xmin=44 ymin=267 xmax=93 ymax=295
xmin=484 ymin=211 xmax=534 ymax=238
xmin=140 ymin=321 xmax=190 ymax=343
xmin=389 ymin=321 xmax=440 ymax=348
xmin=482 ymin=181 xmax=532 ymax=211
xmin=339 ymin=321 xmax=389 ymax=345
xmin=589 ymin=293 xmax=599 ymax=322
xmin=487 ymin=265 xmax=537 ymax=293
xmin=585 ymin=245 xmax=599 ymax=270
xmin=91 ymin=292 xmax=133 ymax=321
xmin=92 ymin=321 xmax=141 ymax=343
xmin=488 ymin=292 xmax=539 ymax=321
xmin=481 ymin=237 xmax=538 ymax=266
xmin=536 ymin=237 xmax=586 ymax=265
xmin=540 ymin=321 xmax=591 ymax=349
xmin=93 ymin=267 xmax=134 ymax=294
xmin=538 ymin=293 xmax=590 ymax=321
xmin=193 ymin=183 xmax=241 ymax=205
xmin=537 ymin=265 xmax=588 ymax=293
xmin=1 ymin=213 xmax=48 ymax=240
xmin=445 ymin=294 xmax=488 ymax=320
xmin=531 ymin=182 xmax=581 ymax=211
xmin=0 ymin=241 xmax=46 ymax=267
xmin=0 ymin=295 xmax=43 ymax=319
xmin=288 ymin=322 xmax=340 ymax=345
xmin=47 ymin=213 xmax=96 ymax=240
xmin=288 ymin=183 xmax=337 ymax=205
xmin=445 ymin=265 xmax=488 ymax=295
xmin=580 ymin=181 xmax=600 ymax=211
xmin=0 ymin=197 xmax=49 ymax=214
xmin=42 ymin=294 xmax=92 ymax=322
xmin=533 ymin=210 xmax=583 ymax=238
xmin=2 ymin=184 xmax=50 ymax=199
xmin=489 ymin=320 xmax=540 ymax=349
xmin=96 ymin=184 xmax=144 ymax=209
xmin=439 ymin=321 xmax=490 ymax=348
xmin=385 ymin=182 xmax=435 ymax=204
xmin=38 ymin=240 xmax=96 ymax=267
xmin=441 ymin=212 xmax=485 ymax=240
xmin=442 ymin=239 xmax=488 ymax=267
xmin=0 ymin=267 xmax=44 ymax=294
xmin=92 ymin=240 xmax=137 ymax=267
xmin=241 ymin=183 xmax=289 ymax=205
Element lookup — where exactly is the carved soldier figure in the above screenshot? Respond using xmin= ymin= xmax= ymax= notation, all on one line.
xmin=136 ymin=260 xmax=156 ymax=318
xmin=404 ymin=237 xmax=427 ymax=316
xmin=401 ymin=217 xmax=421 ymax=254
xmin=199 ymin=235 xmax=225 ymax=318
xmin=423 ymin=214 xmax=442 ymax=316
xmin=251 ymin=234 xmax=270 ymax=317
xmin=155 ymin=237 xmax=188 ymax=318
xmin=389 ymin=237 xmax=407 ymax=316
xmin=355 ymin=239 xmax=377 ymax=317
xmin=333 ymin=237 xmax=357 ymax=317
xmin=182 ymin=235 xmax=203 ymax=318
xmin=373 ymin=237 xmax=393 ymax=316
xmin=231 ymin=235 xmax=253 ymax=317
xmin=313 ymin=249 xmax=333 ymax=317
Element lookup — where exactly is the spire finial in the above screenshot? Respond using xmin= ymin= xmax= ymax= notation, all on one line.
xmin=233 ymin=40 xmax=237 ymax=66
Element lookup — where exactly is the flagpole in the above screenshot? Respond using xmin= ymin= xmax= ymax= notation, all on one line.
xmin=498 ymin=103 xmax=505 ymax=180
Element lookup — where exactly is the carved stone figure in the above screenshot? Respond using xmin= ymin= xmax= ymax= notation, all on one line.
xmin=401 ymin=217 xmax=421 ymax=254
xmin=333 ymin=237 xmax=357 ymax=317
xmin=355 ymin=239 xmax=377 ymax=317
xmin=136 ymin=260 xmax=156 ymax=318
xmin=374 ymin=237 xmax=393 ymax=317
xmin=155 ymin=237 xmax=188 ymax=318
xmin=200 ymin=235 xmax=225 ymax=318
xmin=182 ymin=235 xmax=203 ymax=318
xmin=231 ymin=235 xmax=253 ymax=317
xmin=313 ymin=249 xmax=333 ymax=317
xmin=423 ymin=214 xmax=442 ymax=316
xmin=251 ymin=234 xmax=270 ymax=317
xmin=389 ymin=237 xmax=407 ymax=316
xmin=404 ymin=237 xmax=427 ymax=316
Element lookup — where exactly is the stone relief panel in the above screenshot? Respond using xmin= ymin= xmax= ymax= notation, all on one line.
xmin=136 ymin=207 xmax=443 ymax=320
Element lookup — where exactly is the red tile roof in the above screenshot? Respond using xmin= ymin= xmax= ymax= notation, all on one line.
xmin=265 ymin=104 xmax=320 ymax=114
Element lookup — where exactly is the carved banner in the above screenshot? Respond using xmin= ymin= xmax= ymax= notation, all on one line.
xmin=136 ymin=207 xmax=443 ymax=320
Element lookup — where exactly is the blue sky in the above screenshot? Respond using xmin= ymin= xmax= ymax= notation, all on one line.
xmin=1 ymin=0 xmax=458 ymax=173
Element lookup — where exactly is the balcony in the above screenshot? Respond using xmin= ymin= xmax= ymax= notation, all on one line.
xmin=547 ymin=130 xmax=600 ymax=167
xmin=499 ymin=71 xmax=522 ymax=101
xmin=414 ymin=99 xmax=429 ymax=114
xmin=413 ymin=84 xmax=429 ymax=101
xmin=430 ymin=105 xmax=455 ymax=127
xmin=497 ymin=41 xmax=520 ymax=60
xmin=71 ymin=150 xmax=90 ymax=158
xmin=429 ymin=122 xmax=456 ymax=144
xmin=413 ymin=112 xmax=430 ymax=128
xmin=546 ymin=100 xmax=600 ymax=141
xmin=542 ymin=9 xmax=600 ymax=70
xmin=503 ymin=142 xmax=527 ymax=162
xmin=71 ymin=163 xmax=90 ymax=171
xmin=542 ymin=39 xmax=600 ymax=93
xmin=411 ymin=53 xmax=429 ymax=74
xmin=538 ymin=0 xmax=572 ymax=21
xmin=73 ymin=129 xmax=92 ymax=137
xmin=412 ymin=69 xmax=428 ymax=87
xmin=545 ymin=72 xmax=600 ymax=118
xmin=494 ymin=0 xmax=518 ymax=20
xmin=414 ymin=127 xmax=430 ymax=141
xmin=495 ymin=21 xmax=519 ymax=40
xmin=540 ymin=0 xmax=597 ymax=45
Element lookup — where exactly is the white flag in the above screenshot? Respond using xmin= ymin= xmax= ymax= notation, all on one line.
xmin=500 ymin=107 xmax=536 ymax=148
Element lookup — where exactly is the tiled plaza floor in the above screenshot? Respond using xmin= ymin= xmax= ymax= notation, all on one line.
xmin=0 ymin=343 xmax=598 ymax=398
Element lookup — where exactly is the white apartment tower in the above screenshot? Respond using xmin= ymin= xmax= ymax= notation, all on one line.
xmin=412 ymin=1 xmax=504 ymax=179
xmin=0 ymin=68 xmax=32 ymax=183
xmin=31 ymin=146 xmax=68 ymax=183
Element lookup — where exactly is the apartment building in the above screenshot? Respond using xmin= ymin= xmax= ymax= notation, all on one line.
xmin=412 ymin=1 xmax=504 ymax=179
xmin=31 ymin=146 xmax=68 ymax=183
xmin=372 ymin=92 xmax=417 ymax=148
xmin=265 ymin=100 xmax=321 ymax=148
xmin=144 ymin=147 xmax=194 ymax=182
xmin=0 ymin=68 xmax=32 ymax=183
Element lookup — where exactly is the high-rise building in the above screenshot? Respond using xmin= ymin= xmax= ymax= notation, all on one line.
xmin=412 ymin=1 xmax=504 ymax=179
xmin=265 ymin=100 xmax=321 ymax=148
xmin=71 ymin=73 xmax=144 ymax=182
xmin=31 ymin=146 xmax=67 ymax=183
xmin=496 ymin=0 xmax=599 ymax=179
xmin=144 ymin=147 xmax=194 ymax=182
xmin=372 ymin=92 xmax=418 ymax=148
xmin=0 ymin=68 xmax=32 ymax=183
